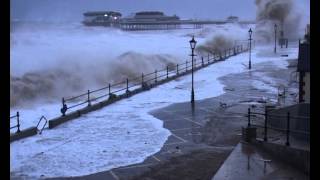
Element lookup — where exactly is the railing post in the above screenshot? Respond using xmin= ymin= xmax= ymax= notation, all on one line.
xmin=176 ymin=64 xmax=179 ymax=75
xmin=225 ymin=50 xmax=227 ymax=58
xmin=201 ymin=57 xmax=204 ymax=66
xmin=108 ymin=83 xmax=111 ymax=95
xmin=264 ymin=108 xmax=268 ymax=142
xmin=207 ymin=53 xmax=210 ymax=63
xmin=286 ymin=112 xmax=290 ymax=146
xmin=126 ymin=78 xmax=129 ymax=92
xmin=61 ymin=97 xmax=67 ymax=116
xmin=167 ymin=66 xmax=169 ymax=79
xmin=141 ymin=73 xmax=144 ymax=85
xmin=241 ymin=45 xmax=243 ymax=52
xmin=16 ymin=111 xmax=20 ymax=133
xmin=87 ymin=90 xmax=91 ymax=106
xmin=234 ymin=47 xmax=236 ymax=55
xmin=186 ymin=61 xmax=188 ymax=71
xmin=155 ymin=70 xmax=157 ymax=83
xmin=248 ymin=108 xmax=251 ymax=127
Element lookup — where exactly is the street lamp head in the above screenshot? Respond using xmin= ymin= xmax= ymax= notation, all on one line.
xmin=189 ymin=36 xmax=197 ymax=50
xmin=248 ymin=28 xmax=252 ymax=36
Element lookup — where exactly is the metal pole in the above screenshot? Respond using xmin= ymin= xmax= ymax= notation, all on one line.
xmin=264 ymin=108 xmax=268 ymax=141
xmin=208 ymin=53 xmax=210 ymax=63
xmin=248 ymin=108 xmax=251 ymax=127
xmin=249 ymin=34 xmax=252 ymax=70
xmin=87 ymin=90 xmax=91 ymax=106
xmin=61 ymin=97 xmax=66 ymax=116
xmin=16 ymin=111 xmax=20 ymax=133
xmin=286 ymin=112 xmax=290 ymax=146
xmin=191 ymin=48 xmax=195 ymax=104
xmin=167 ymin=66 xmax=169 ymax=79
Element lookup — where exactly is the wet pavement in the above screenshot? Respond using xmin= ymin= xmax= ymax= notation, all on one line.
xmin=45 ymin=55 xmax=307 ymax=180
xmin=212 ymin=142 xmax=308 ymax=180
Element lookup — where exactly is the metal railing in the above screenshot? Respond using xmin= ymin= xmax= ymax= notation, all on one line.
xmin=36 ymin=116 xmax=48 ymax=134
xmin=10 ymin=43 xmax=249 ymax=136
xmin=60 ymin=45 xmax=248 ymax=116
xmin=10 ymin=111 xmax=20 ymax=133
xmin=247 ymin=107 xmax=309 ymax=146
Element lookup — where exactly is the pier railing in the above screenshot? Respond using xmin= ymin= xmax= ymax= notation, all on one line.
xmin=10 ymin=111 xmax=20 ymax=134
xmin=60 ymin=45 xmax=247 ymax=116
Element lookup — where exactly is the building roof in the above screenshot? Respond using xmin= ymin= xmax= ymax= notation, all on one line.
xmin=83 ymin=11 xmax=122 ymax=17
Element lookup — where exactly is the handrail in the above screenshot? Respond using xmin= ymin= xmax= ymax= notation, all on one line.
xmin=10 ymin=111 xmax=20 ymax=133
xmin=248 ymin=107 xmax=309 ymax=146
xmin=53 ymin=45 xmax=248 ymax=116
xmin=36 ymin=116 xmax=48 ymax=134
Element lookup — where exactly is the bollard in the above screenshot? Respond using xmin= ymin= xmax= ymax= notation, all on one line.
xmin=286 ymin=112 xmax=290 ymax=146
xmin=264 ymin=108 xmax=268 ymax=141
xmin=201 ymin=57 xmax=204 ymax=66
xmin=16 ymin=111 xmax=20 ymax=133
xmin=167 ymin=66 xmax=169 ymax=78
xmin=176 ymin=64 xmax=179 ymax=75
xmin=87 ymin=90 xmax=91 ymax=106
xmin=248 ymin=108 xmax=251 ymax=127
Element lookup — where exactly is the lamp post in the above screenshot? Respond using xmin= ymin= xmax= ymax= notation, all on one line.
xmin=189 ymin=36 xmax=197 ymax=104
xmin=274 ymin=24 xmax=277 ymax=53
xmin=248 ymin=28 xmax=252 ymax=70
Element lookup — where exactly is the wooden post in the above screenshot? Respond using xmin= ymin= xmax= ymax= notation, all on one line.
xmin=201 ymin=57 xmax=204 ymax=66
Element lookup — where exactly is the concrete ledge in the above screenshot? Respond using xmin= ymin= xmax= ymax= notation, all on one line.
xmin=10 ymin=127 xmax=38 ymax=143
xmin=252 ymin=139 xmax=310 ymax=174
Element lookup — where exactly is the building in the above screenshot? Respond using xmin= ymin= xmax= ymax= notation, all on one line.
xmin=226 ymin=16 xmax=239 ymax=23
xmin=130 ymin=11 xmax=180 ymax=22
xmin=82 ymin=11 xmax=122 ymax=26
xmin=297 ymin=24 xmax=310 ymax=103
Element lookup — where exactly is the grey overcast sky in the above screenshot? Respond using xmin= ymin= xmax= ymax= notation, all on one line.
xmin=10 ymin=0 xmax=309 ymax=22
